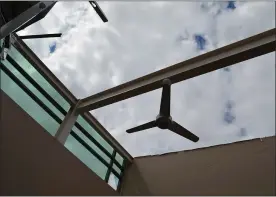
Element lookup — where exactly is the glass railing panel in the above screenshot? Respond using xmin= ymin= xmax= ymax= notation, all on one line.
xmin=2 ymin=58 xmax=65 ymax=119
xmin=0 ymin=69 xmax=60 ymax=136
xmin=64 ymin=134 xmax=108 ymax=179
xmin=72 ymin=125 xmax=111 ymax=163
xmin=112 ymin=163 xmax=121 ymax=175
xmin=115 ymin=152 xmax=124 ymax=166
xmin=77 ymin=115 xmax=114 ymax=154
xmin=8 ymin=45 xmax=71 ymax=112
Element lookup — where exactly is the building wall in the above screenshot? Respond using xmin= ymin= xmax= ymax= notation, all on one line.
xmin=0 ymin=90 xmax=118 ymax=196
xmin=121 ymin=136 xmax=275 ymax=196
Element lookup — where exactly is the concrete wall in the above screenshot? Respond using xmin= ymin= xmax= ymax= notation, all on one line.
xmin=0 ymin=90 xmax=118 ymax=196
xmin=121 ymin=136 xmax=275 ymax=196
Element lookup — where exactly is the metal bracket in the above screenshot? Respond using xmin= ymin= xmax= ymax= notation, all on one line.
xmin=0 ymin=34 xmax=11 ymax=60
xmin=0 ymin=1 xmax=56 ymax=40
xmin=55 ymin=100 xmax=82 ymax=145
xmin=19 ymin=33 xmax=62 ymax=40
xmin=89 ymin=1 xmax=108 ymax=23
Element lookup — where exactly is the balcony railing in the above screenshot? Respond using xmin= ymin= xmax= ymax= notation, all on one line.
xmin=0 ymin=35 xmax=131 ymax=191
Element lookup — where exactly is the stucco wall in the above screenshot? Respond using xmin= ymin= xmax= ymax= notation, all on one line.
xmin=0 ymin=90 xmax=118 ymax=196
xmin=121 ymin=136 xmax=275 ymax=196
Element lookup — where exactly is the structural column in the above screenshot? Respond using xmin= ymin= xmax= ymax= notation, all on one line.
xmin=55 ymin=100 xmax=81 ymax=144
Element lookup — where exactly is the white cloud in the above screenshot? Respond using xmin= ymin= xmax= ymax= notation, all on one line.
xmin=18 ymin=2 xmax=275 ymax=157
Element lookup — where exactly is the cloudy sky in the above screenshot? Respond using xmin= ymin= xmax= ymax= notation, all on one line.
xmin=18 ymin=1 xmax=275 ymax=157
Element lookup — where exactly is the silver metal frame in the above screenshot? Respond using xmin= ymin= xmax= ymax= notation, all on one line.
xmin=77 ymin=28 xmax=276 ymax=112
xmin=55 ymin=100 xmax=81 ymax=144
xmin=0 ymin=1 xmax=56 ymax=40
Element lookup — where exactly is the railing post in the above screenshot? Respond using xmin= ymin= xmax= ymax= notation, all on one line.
xmin=105 ymin=150 xmax=116 ymax=183
xmin=55 ymin=100 xmax=81 ymax=144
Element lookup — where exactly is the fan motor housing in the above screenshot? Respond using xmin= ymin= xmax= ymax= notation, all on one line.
xmin=156 ymin=114 xmax=172 ymax=129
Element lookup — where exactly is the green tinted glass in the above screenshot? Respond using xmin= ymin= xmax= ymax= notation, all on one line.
xmin=2 ymin=59 xmax=65 ymax=120
xmin=72 ymin=125 xmax=111 ymax=163
xmin=113 ymin=163 xmax=121 ymax=175
xmin=77 ymin=116 xmax=114 ymax=154
xmin=3 ymin=43 xmax=123 ymax=181
xmin=65 ymin=134 xmax=108 ymax=179
xmin=0 ymin=70 xmax=60 ymax=136
xmin=115 ymin=152 xmax=124 ymax=165
xmin=8 ymin=46 xmax=70 ymax=111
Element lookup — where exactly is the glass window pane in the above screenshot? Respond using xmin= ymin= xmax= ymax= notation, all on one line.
xmin=8 ymin=46 xmax=70 ymax=112
xmin=115 ymin=153 xmax=124 ymax=165
xmin=113 ymin=163 xmax=121 ymax=175
xmin=2 ymin=59 xmax=65 ymax=119
xmin=0 ymin=70 xmax=60 ymax=136
xmin=108 ymin=173 xmax=119 ymax=190
xmin=77 ymin=115 xmax=114 ymax=154
xmin=72 ymin=125 xmax=111 ymax=163
xmin=64 ymin=134 xmax=108 ymax=180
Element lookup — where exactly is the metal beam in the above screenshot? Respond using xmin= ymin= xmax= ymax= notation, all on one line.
xmin=77 ymin=28 xmax=276 ymax=112
xmin=89 ymin=1 xmax=108 ymax=23
xmin=55 ymin=100 xmax=81 ymax=144
xmin=19 ymin=33 xmax=62 ymax=39
xmin=0 ymin=1 xmax=56 ymax=40
xmin=81 ymin=110 xmax=133 ymax=162
xmin=105 ymin=150 xmax=116 ymax=182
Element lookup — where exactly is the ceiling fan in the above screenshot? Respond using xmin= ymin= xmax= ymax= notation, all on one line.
xmin=126 ymin=79 xmax=199 ymax=143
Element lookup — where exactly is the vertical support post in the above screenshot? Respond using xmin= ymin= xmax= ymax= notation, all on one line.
xmin=117 ymin=159 xmax=128 ymax=193
xmin=105 ymin=150 xmax=116 ymax=183
xmin=55 ymin=100 xmax=81 ymax=144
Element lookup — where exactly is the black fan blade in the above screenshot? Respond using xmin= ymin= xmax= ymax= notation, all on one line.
xmin=168 ymin=121 xmax=199 ymax=142
xmin=19 ymin=33 xmax=62 ymax=39
xmin=126 ymin=121 xmax=156 ymax=133
xmin=160 ymin=79 xmax=171 ymax=117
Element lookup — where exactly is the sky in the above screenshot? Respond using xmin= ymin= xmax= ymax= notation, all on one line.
xmin=18 ymin=1 xmax=275 ymax=157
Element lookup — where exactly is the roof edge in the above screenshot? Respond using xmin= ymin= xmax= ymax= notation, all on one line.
xmin=134 ymin=136 xmax=276 ymax=159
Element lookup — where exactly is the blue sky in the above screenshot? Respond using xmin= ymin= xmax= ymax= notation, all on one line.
xmin=18 ymin=1 xmax=275 ymax=157
xmin=227 ymin=1 xmax=236 ymax=10
xmin=49 ymin=42 xmax=57 ymax=53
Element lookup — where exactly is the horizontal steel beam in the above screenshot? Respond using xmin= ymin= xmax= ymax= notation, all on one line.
xmin=0 ymin=1 xmax=56 ymax=40
xmin=78 ymin=28 xmax=276 ymax=112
